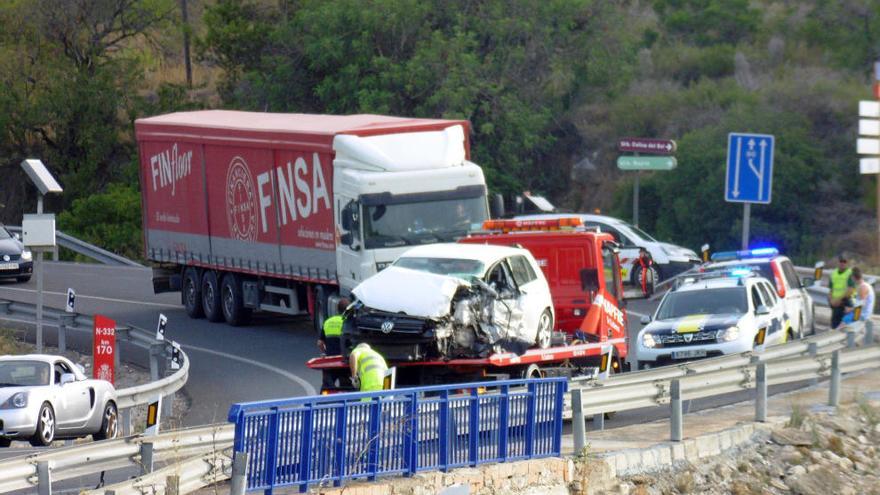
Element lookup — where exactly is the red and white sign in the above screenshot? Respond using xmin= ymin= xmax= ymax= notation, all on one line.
xmin=618 ymin=137 xmax=677 ymax=155
xmin=93 ymin=314 xmax=116 ymax=384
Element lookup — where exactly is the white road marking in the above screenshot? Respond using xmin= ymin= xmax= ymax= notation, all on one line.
xmin=181 ymin=343 xmax=318 ymax=396
xmin=0 ymin=286 xmax=179 ymax=309
xmin=626 ymin=309 xmax=649 ymax=318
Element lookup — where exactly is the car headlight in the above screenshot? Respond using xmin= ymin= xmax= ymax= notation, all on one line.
xmin=20 ymin=250 xmax=32 ymax=262
xmin=1 ymin=392 xmax=28 ymax=409
xmin=716 ymin=326 xmax=740 ymax=342
xmin=642 ymin=333 xmax=657 ymax=348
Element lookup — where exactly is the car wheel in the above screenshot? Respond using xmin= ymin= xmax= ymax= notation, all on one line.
xmin=93 ymin=402 xmax=118 ymax=441
xmin=313 ymin=286 xmax=328 ymax=334
xmin=201 ymin=271 xmax=223 ymax=323
xmin=221 ymin=273 xmax=251 ymax=326
xmin=30 ymin=403 xmax=55 ymax=446
xmin=16 ymin=276 xmax=31 ymax=283
xmin=631 ymin=265 xmax=659 ymax=292
xmin=536 ymin=309 xmax=553 ymax=349
xmin=0 ymin=438 xmax=11 ymax=447
xmin=183 ymin=268 xmax=204 ymax=319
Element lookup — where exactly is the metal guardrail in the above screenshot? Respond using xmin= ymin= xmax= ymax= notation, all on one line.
xmin=0 ymin=298 xmax=189 ymax=435
xmin=0 ymin=424 xmax=233 ymax=493
xmin=227 ymin=377 xmax=568 ymax=494
xmin=4 ymin=226 xmax=142 ymax=267
xmin=569 ymin=319 xmax=878 ymax=447
xmin=82 ymin=448 xmax=232 ymax=495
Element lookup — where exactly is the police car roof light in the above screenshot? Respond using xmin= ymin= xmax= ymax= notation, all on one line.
xmin=710 ymin=247 xmax=779 ymax=261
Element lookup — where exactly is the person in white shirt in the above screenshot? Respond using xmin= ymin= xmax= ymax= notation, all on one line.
xmin=852 ymin=267 xmax=875 ymax=321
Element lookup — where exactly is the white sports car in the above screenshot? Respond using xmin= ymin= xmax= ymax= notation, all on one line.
xmin=0 ymin=355 xmax=118 ymax=446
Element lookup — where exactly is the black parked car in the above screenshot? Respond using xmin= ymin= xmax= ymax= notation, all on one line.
xmin=0 ymin=225 xmax=33 ymax=282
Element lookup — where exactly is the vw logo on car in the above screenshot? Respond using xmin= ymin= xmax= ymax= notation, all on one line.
xmin=380 ymin=320 xmax=394 ymax=334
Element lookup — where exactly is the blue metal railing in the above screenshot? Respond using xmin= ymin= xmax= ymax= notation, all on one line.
xmin=227 ymin=377 xmax=568 ymax=493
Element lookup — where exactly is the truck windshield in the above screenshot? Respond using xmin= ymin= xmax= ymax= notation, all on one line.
xmin=394 ymin=257 xmax=485 ymax=279
xmin=363 ymin=196 xmax=488 ymax=249
xmin=656 ymin=288 xmax=748 ymax=320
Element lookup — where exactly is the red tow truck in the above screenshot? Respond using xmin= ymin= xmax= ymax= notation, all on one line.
xmin=309 ymin=217 xmax=630 ymax=389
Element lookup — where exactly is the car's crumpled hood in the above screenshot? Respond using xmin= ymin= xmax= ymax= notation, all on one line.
xmin=353 ymin=266 xmax=468 ymax=319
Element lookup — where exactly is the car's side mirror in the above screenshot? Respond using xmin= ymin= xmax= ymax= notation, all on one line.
xmin=13 ymin=233 xmax=20 ymax=240
xmin=640 ymin=315 xmax=651 ymax=325
xmin=60 ymin=373 xmax=76 ymax=385
xmin=801 ymin=277 xmax=814 ymax=288
xmin=755 ymin=305 xmax=770 ymax=316
xmin=340 ymin=232 xmax=353 ymax=246
xmin=580 ymin=268 xmax=600 ymax=293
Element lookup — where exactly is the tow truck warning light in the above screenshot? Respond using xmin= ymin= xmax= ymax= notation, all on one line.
xmin=710 ymin=247 xmax=779 ymax=261
xmin=481 ymin=217 xmax=583 ymax=232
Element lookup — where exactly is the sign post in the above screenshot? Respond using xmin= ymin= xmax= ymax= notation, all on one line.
xmin=19 ymin=159 xmax=63 ymax=353
xmin=725 ymin=133 xmax=775 ymax=249
xmin=858 ymin=98 xmax=880 ymax=259
xmin=93 ymin=314 xmax=116 ymax=384
xmin=617 ymin=138 xmax=677 ymax=228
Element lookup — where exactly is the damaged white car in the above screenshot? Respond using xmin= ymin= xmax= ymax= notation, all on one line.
xmin=344 ymin=244 xmax=555 ymax=360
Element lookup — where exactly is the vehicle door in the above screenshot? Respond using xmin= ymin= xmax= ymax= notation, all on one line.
xmin=588 ymin=222 xmax=639 ymax=283
xmin=600 ymin=242 xmax=627 ymax=339
xmin=485 ymin=259 xmax=527 ymax=341
xmin=779 ymin=260 xmax=807 ymax=333
xmin=53 ymin=361 xmax=92 ymax=432
xmin=508 ymin=254 xmax=549 ymax=338
xmin=759 ymin=280 xmax=788 ymax=343
xmin=336 ymin=198 xmax=365 ymax=291
xmin=749 ymin=283 xmax=771 ymax=343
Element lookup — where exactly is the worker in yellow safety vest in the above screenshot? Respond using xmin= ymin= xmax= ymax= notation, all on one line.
xmin=828 ymin=255 xmax=855 ymax=329
xmin=348 ymin=343 xmax=388 ymax=393
xmin=318 ymin=298 xmax=349 ymax=357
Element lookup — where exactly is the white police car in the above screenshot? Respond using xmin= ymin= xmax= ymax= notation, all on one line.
xmin=702 ymin=247 xmax=815 ymax=337
xmin=635 ymin=270 xmax=792 ymax=369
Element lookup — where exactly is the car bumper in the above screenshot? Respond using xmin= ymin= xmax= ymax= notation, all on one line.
xmin=0 ymin=261 xmax=33 ymax=279
xmin=0 ymin=408 xmax=38 ymax=438
xmin=636 ymin=339 xmax=753 ymax=364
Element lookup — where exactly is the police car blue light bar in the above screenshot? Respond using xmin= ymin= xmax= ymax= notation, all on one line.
xmin=710 ymin=247 xmax=779 ymax=261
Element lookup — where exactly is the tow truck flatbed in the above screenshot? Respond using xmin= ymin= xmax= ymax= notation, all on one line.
xmin=309 ymin=338 xmax=626 ymax=390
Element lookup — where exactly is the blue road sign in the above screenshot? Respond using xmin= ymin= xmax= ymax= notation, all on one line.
xmin=725 ymin=133 xmax=774 ymax=204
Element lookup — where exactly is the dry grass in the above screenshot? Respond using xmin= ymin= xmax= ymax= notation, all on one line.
xmin=0 ymin=328 xmax=26 ymax=355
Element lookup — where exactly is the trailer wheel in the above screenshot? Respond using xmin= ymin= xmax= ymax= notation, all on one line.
xmin=221 ymin=273 xmax=251 ymax=326
xmin=183 ymin=268 xmax=204 ymax=319
xmin=313 ymin=286 xmax=328 ymax=334
xmin=536 ymin=309 xmax=553 ymax=349
xmin=522 ymin=364 xmax=543 ymax=379
xmin=201 ymin=271 xmax=224 ymax=322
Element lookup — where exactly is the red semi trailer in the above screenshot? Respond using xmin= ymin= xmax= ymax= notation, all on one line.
xmin=135 ymin=111 xmax=489 ymax=329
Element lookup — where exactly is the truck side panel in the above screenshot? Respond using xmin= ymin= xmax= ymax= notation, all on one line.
xmin=203 ymin=145 xmax=283 ymax=274
xmin=140 ymin=140 xmax=212 ymax=263
xmin=273 ymin=149 xmax=337 ymax=281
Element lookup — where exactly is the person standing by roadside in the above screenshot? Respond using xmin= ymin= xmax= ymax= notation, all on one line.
xmin=318 ymin=298 xmax=350 ymax=356
xmin=829 ymin=255 xmax=855 ymax=329
xmin=851 ymin=267 xmax=875 ymax=322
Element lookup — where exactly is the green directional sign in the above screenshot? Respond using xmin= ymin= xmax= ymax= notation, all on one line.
xmin=617 ymin=156 xmax=677 ymax=171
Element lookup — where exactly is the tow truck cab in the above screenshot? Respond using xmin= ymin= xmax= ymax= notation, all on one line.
xmin=460 ymin=218 xmax=627 ymax=346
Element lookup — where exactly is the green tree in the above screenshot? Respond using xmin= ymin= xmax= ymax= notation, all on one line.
xmin=57 ymin=183 xmax=143 ymax=261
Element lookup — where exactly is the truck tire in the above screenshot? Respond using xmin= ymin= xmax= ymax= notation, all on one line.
xmin=631 ymin=264 xmax=659 ymax=292
xmin=522 ymin=364 xmax=543 ymax=379
xmin=183 ymin=268 xmax=204 ymax=319
xmin=221 ymin=273 xmax=251 ymax=326
xmin=313 ymin=286 xmax=328 ymax=334
xmin=201 ymin=270 xmax=224 ymax=322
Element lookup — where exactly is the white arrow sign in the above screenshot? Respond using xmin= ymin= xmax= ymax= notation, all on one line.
xmin=860 ymin=101 xmax=880 ymax=118
xmin=861 ymin=158 xmax=880 ymax=174
xmin=860 ymin=119 xmax=880 ymax=137
xmin=858 ymin=138 xmax=880 ymax=155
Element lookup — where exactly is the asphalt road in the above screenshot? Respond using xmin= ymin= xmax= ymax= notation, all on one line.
xmin=0 ymin=262 xmax=324 ymax=428
xmin=0 ymin=263 xmax=662 ymax=429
